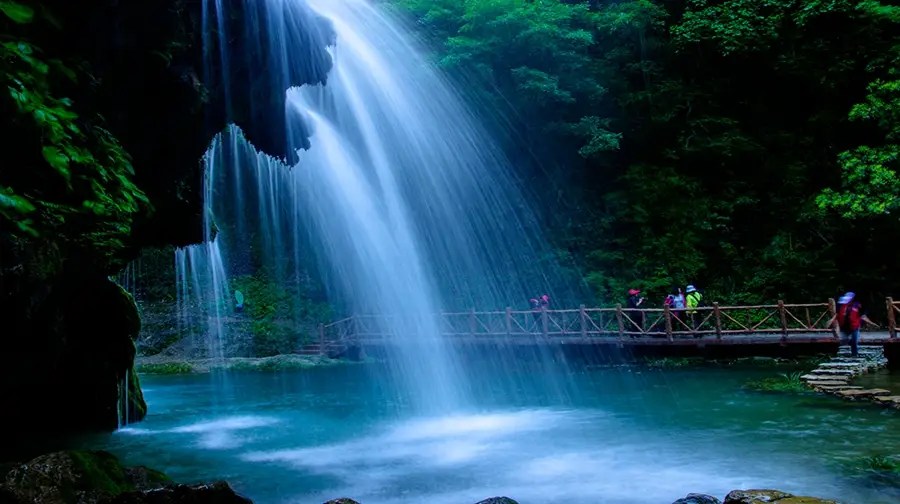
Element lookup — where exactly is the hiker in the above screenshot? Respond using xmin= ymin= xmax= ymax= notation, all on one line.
xmin=529 ymin=297 xmax=542 ymax=326
xmin=667 ymin=287 xmax=686 ymax=330
xmin=627 ymin=289 xmax=645 ymax=309
xmin=540 ymin=294 xmax=550 ymax=310
xmin=627 ymin=289 xmax=645 ymax=332
xmin=686 ymin=285 xmax=703 ymax=333
xmin=834 ymin=292 xmax=878 ymax=357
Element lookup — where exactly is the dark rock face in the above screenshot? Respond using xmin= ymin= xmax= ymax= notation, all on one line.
xmin=0 ymin=0 xmax=334 ymax=452
xmin=672 ymin=494 xmax=722 ymax=504
xmin=322 ymin=499 xmax=361 ymax=504
xmin=474 ymin=498 xmax=520 ymax=504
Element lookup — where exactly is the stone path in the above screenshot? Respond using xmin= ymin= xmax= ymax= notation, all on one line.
xmin=800 ymin=345 xmax=895 ymax=407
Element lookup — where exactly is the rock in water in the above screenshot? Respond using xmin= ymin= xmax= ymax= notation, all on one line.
xmin=1 ymin=450 xmax=148 ymax=504
xmin=0 ymin=450 xmax=252 ymax=504
xmin=723 ymin=489 xmax=836 ymax=503
xmin=323 ymin=500 xmax=361 ymax=504
xmin=103 ymin=482 xmax=252 ymax=504
xmin=672 ymin=494 xmax=722 ymax=504
xmin=475 ymin=498 xmax=520 ymax=504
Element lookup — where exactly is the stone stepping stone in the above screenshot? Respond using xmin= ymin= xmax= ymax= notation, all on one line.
xmin=832 ymin=357 xmax=866 ymax=363
xmin=815 ymin=385 xmax=863 ymax=392
xmin=801 ymin=374 xmax=850 ymax=381
xmin=836 ymin=388 xmax=891 ymax=398
xmin=809 ymin=368 xmax=856 ymax=375
xmin=818 ymin=362 xmax=865 ymax=369
xmin=805 ymin=380 xmax=852 ymax=387
xmin=873 ymin=396 xmax=900 ymax=405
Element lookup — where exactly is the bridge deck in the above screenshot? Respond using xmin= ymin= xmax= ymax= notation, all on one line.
xmin=355 ymin=332 xmax=895 ymax=346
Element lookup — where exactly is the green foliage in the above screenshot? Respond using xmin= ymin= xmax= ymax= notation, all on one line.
xmin=391 ymin=0 xmax=900 ymax=306
xmin=230 ymin=271 xmax=334 ymax=357
xmin=744 ymin=371 xmax=809 ymax=393
xmin=818 ymin=78 xmax=900 ymax=217
xmin=135 ymin=362 xmax=195 ymax=374
xmin=234 ymin=290 xmax=244 ymax=306
xmin=0 ymin=1 xmax=150 ymax=265
xmin=0 ymin=1 xmax=33 ymax=24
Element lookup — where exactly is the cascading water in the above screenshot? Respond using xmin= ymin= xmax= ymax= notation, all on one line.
xmin=177 ymin=0 xmax=587 ymax=413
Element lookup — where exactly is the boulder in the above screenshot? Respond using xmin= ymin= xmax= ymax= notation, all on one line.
xmin=102 ymin=482 xmax=252 ymax=504
xmin=474 ymin=499 xmax=519 ymax=504
xmin=323 ymin=500 xmax=361 ymax=504
xmin=672 ymin=494 xmax=722 ymax=504
xmin=723 ymin=489 xmax=836 ymax=503
xmin=0 ymin=451 xmax=167 ymax=504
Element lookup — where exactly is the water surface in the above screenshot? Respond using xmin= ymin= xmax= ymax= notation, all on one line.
xmin=87 ymin=364 xmax=899 ymax=504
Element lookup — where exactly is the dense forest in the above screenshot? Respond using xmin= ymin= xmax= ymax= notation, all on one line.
xmin=4 ymin=0 xmax=900 ymax=366
xmin=386 ymin=0 xmax=900 ymax=309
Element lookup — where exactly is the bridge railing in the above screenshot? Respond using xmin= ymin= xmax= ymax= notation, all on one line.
xmin=330 ymin=300 xmax=842 ymax=343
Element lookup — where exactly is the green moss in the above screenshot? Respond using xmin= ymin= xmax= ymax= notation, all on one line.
xmin=127 ymin=366 xmax=147 ymax=420
xmin=136 ymin=362 xmax=195 ymax=374
xmin=230 ymin=272 xmax=333 ymax=357
xmin=744 ymin=371 xmax=810 ymax=393
xmin=69 ymin=451 xmax=134 ymax=496
xmin=642 ymin=357 xmax=707 ymax=368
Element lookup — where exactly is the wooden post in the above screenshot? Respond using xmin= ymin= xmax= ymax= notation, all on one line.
xmin=469 ymin=308 xmax=476 ymax=337
xmin=352 ymin=314 xmax=359 ymax=342
xmin=318 ymin=323 xmax=326 ymax=356
xmin=887 ymin=297 xmax=896 ymax=339
xmin=541 ymin=308 xmax=549 ymax=338
xmin=505 ymin=306 xmax=512 ymax=336
xmin=616 ymin=303 xmax=625 ymax=341
xmin=579 ymin=304 xmax=587 ymax=338
xmin=828 ymin=298 xmax=839 ymax=339
xmin=713 ymin=302 xmax=722 ymax=340
xmin=777 ymin=300 xmax=787 ymax=344
xmin=664 ymin=304 xmax=673 ymax=342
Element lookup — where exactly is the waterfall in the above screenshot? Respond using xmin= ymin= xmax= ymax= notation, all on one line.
xmin=174 ymin=0 xmax=585 ymax=414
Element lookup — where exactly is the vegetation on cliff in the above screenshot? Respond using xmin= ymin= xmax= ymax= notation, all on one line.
xmin=389 ymin=0 xmax=900 ymax=311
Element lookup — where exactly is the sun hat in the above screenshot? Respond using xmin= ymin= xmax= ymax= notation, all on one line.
xmin=686 ymin=285 xmax=697 ymax=293
xmin=838 ymin=292 xmax=855 ymax=305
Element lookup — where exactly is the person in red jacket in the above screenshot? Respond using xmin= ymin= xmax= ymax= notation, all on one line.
xmin=835 ymin=292 xmax=878 ymax=357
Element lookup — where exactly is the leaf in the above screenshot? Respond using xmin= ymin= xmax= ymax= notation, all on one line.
xmin=235 ymin=290 xmax=245 ymax=306
xmin=41 ymin=146 xmax=71 ymax=177
xmin=0 ymin=1 xmax=34 ymax=23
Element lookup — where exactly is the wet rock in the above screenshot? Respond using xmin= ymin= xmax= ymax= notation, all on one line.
xmin=103 ymin=482 xmax=252 ymax=504
xmin=322 ymin=500 xmax=361 ymax=504
xmin=474 ymin=498 xmax=519 ymax=504
xmin=722 ymin=489 xmax=838 ymax=503
xmin=672 ymin=494 xmax=721 ymax=504
xmin=724 ymin=490 xmax=792 ymax=503
xmin=836 ymin=388 xmax=891 ymax=399
xmin=1 ymin=451 xmax=134 ymax=504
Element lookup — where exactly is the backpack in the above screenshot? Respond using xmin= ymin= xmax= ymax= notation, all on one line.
xmin=838 ymin=302 xmax=862 ymax=332
xmin=688 ymin=291 xmax=703 ymax=307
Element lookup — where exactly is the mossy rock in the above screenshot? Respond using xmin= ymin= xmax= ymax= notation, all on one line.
xmin=723 ymin=489 xmax=835 ymax=504
xmin=0 ymin=450 xmax=168 ymax=504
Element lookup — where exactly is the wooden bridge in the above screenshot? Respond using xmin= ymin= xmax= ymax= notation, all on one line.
xmin=304 ymin=297 xmax=900 ymax=355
